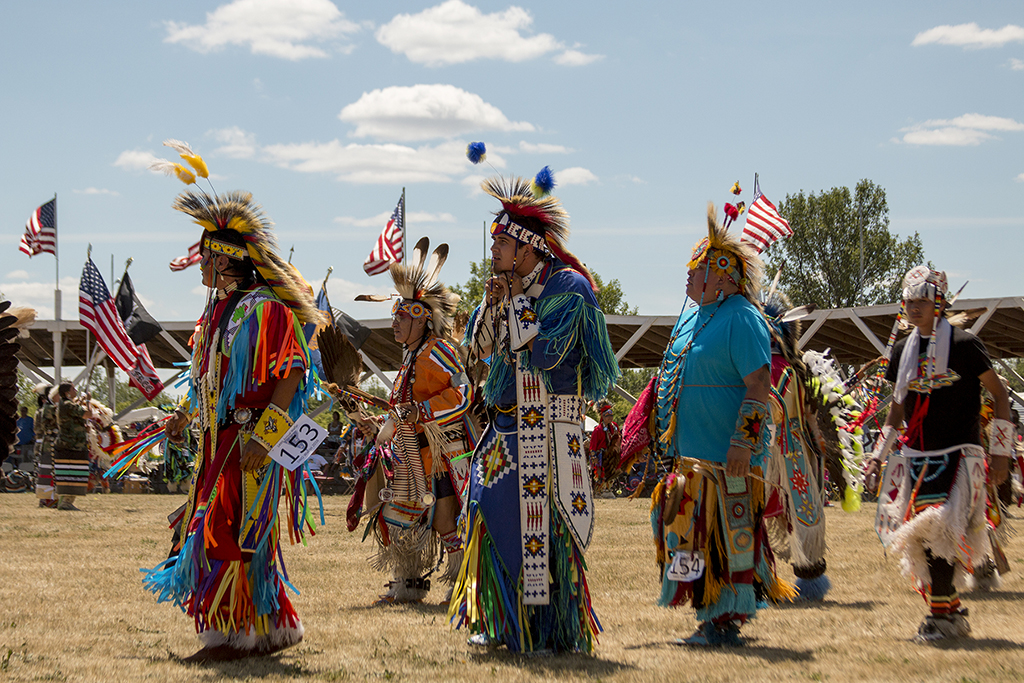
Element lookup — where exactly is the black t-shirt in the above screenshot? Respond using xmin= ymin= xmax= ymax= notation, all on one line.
xmin=885 ymin=325 xmax=992 ymax=451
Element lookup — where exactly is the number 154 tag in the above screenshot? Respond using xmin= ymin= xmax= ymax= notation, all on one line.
xmin=267 ymin=414 xmax=329 ymax=472
xmin=666 ymin=549 xmax=705 ymax=582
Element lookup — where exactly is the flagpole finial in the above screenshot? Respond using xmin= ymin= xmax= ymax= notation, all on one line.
xmin=87 ymin=243 xmax=92 ymax=259
xmin=125 ymin=257 xmax=134 ymax=270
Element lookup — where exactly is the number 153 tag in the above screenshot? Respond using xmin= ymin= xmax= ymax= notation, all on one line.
xmin=267 ymin=414 xmax=329 ymax=472
xmin=666 ymin=549 xmax=705 ymax=582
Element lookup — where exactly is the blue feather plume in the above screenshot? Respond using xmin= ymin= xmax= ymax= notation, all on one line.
xmin=532 ymin=165 xmax=555 ymax=197
xmin=466 ymin=142 xmax=486 ymax=164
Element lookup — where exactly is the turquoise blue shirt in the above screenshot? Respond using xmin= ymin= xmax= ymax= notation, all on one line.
xmin=656 ymin=295 xmax=770 ymax=465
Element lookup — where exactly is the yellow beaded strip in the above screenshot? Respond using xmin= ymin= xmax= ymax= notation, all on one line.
xmin=250 ymin=403 xmax=292 ymax=450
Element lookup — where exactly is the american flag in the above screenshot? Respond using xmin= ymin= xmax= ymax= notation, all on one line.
xmin=19 ymin=198 xmax=57 ymax=257
xmin=79 ymin=257 xmax=163 ymax=400
xmin=363 ymin=193 xmax=404 ymax=276
xmin=169 ymin=240 xmax=202 ymax=271
xmin=742 ymin=176 xmax=792 ymax=253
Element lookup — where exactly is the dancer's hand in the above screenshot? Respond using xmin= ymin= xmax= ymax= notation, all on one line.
xmin=485 ymin=276 xmax=509 ymax=305
xmin=166 ymin=410 xmax=189 ymax=444
xmin=724 ymin=446 xmax=750 ymax=478
xmin=241 ymin=439 xmax=269 ymax=471
xmin=864 ymin=458 xmax=882 ymax=492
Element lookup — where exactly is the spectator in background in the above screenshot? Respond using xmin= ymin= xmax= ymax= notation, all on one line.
xmin=15 ymin=405 xmax=34 ymax=467
xmin=53 ymin=383 xmax=93 ymax=511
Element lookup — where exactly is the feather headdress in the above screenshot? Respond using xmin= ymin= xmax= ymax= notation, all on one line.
xmin=386 ymin=236 xmax=460 ymax=340
xmin=482 ymin=174 xmax=597 ymax=291
xmin=172 ymin=189 xmax=322 ymax=325
xmin=688 ymin=201 xmax=764 ymax=302
xmin=154 ymin=138 xmax=322 ymax=327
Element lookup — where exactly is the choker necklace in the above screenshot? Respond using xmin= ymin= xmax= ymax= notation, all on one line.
xmin=216 ymin=281 xmax=238 ymax=300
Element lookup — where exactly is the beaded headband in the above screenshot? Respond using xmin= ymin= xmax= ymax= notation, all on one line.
xmin=202 ymin=235 xmax=247 ymax=261
xmin=687 ymin=237 xmax=746 ymax=292
xmin=392 ymin=298 xmax=431 ymax=320
xmin=490 ymin=211 xmax=548 ymax=253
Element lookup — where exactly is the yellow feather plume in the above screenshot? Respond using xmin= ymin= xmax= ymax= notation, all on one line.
xmin=182 ymin=153 xmax=209 ymax=179
xmin=173 ymin=164 xmax=196 ymax=185
xmin=163 ymin=139 xmax=209 ymax=179
xmin=149 ymin=160 xmax=196 ymax=186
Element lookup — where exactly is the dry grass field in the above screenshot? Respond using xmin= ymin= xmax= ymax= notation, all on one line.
xmin=0 ymin=492 xmax=1021 ymax=683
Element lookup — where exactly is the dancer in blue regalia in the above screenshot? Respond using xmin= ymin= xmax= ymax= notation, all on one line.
xmin=449 ymin=172 xmax=619 ymax=654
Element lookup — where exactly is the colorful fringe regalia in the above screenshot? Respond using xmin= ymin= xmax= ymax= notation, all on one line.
xmin=34 ymin=400 xmax=58 ymax=507
xmin=362 ymin=335 xmax=476 ymax=602
xmin=651 ymin=296 xmax=795 ymax=628
xmin=451 ymin=259 xmax=619 ymax=653
xmin=141 ymin=285 xmax=321 ymax=652
xmin=764 ymin=356 xmax=830 ymax=599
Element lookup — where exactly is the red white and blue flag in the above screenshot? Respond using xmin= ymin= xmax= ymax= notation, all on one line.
xmin=363 ymin=193 xmax=404 ymax=276
xmin=19 ymin=198 xmax=57 ymax=257
xmin=742 ymin=176 xmax=792 ymax=253
xmin=169 ymin=240 xmax=202 ymax=271
xmin=79 ymin=257 xmax=163 ymax=400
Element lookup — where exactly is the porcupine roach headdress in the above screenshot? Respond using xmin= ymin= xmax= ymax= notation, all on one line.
xmin=386 ymin=236 xmax=460 ymax=341
xmin=482 ymin=174 xmax=597 ymax=291
xmin=688 ymin=201 xmax=764 ymax=303
xmin=154 ymin=139 xmax=322 ymax=326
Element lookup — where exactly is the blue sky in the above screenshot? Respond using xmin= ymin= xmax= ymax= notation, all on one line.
xmin=2 ymin=0 xmax=1022 ymax=330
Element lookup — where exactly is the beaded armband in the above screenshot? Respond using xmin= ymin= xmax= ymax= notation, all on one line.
xmin=989 ymin=418 xmax=1016 ymax=458
xmin=250 ymin=403 xmax=293 ymax=450
xmin=730 ymin=398 xmax=767 ymax=451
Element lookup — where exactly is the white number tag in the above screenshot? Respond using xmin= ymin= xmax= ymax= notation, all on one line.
xmin=666 ymin=549 xmax=705 ymax=582
xmin=267 ymin=413 xmax=329 ymax=472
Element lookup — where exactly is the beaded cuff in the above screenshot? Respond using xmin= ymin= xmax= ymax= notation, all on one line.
xmin=250 ymin=403 xmax=292 ymax=450
xmin=729 ymin=398 xmax=767 ymax=451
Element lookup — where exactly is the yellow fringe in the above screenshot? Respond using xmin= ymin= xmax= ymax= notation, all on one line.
xmin=658 ymin=413 xmax=677 ymax=444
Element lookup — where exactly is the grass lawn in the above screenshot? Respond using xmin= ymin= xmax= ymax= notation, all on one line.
xmin=0 ymin=492 xmax=1021 ymax=682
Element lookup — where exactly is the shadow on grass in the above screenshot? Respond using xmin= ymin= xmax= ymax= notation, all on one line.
xmin=921 ymin=637 xmax=1021 ymax=651
xmin=965 ymin=591 xmax=1024 ymax=602
xmin=467 ymin=648 xmax=634 ymax=676
xmin=624 ymin=639 xmax=815 ymax=663
xmin=161 ymin=649 xmax=316 ymax=678
xmin=774 ymin=599 xmax=878 ymax=611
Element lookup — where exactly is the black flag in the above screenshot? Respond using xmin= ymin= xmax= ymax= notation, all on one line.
xmin=115 ymin=272 xmax=163 ymax=346
xmin=334 ymin=309 xmax=371 ymax=350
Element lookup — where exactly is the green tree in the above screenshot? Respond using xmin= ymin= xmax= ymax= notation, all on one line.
xmin=763 ymin=180 xmax=925 ymax=309
xmin=592 ymin=272 xmax=638 ymax=316
xmin=451 ymin=258 xmax=490 ymax=313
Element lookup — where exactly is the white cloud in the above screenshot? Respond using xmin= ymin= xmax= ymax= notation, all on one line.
xmin=554 ymin=49 xmax=601 ymax=66
xmin=896 ymin=113 xmax=1024 ymax=145
xmin=164 ymin=0 xmax=359 ymax=60
xmin=335 ymin=211 xmax=456 ymax=229
xmin=518 ymin=141 xmax=572 ymax=154
xmin=326 ymin=277 xmax=396 ymax=318
xmin=114 ymin=149 xmax=164 ymax=172
xmin=1010 ymin=58 xmax=1024 ymax=70
xmin=376 ymin=0 xmax=595 ymax=66
xmin=339 ymin=84 xmax=534 ymax=141
xmin=0 ymin=276 xmax=80 ymax=320
xmin=211 ymin=126 xmax=258 ymax=158
xmin=912 ymin=23 xmax=1024 ymax=49
xmin=1016 ymin=173 xmax=1024 ymax=182
xmin=262 ymin=139 xmax=484 ymax=184
xmin=901 ymin=128 xmax=993 ymax=146
xmin=5 ymin=270 xmax=29 ymax=280
xmin=74 ymin=188 xmax=120 ymax=196
xmin=554 ymin=167 xmax=598 ymax=186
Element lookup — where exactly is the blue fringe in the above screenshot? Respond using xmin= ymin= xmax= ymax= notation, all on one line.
xmin=794 ymin=574 xmax=831 ymax=602
xmin=533 ymin=294 xmax=620 ymax=403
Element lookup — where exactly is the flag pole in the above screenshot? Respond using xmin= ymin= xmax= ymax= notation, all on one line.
xmin=401 ymin=187 xmax=406 ymax=265
xmin=53 ymin=193 xmax=60 ymax=322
